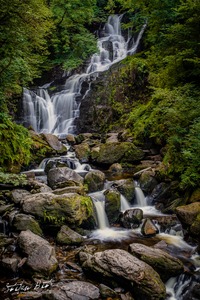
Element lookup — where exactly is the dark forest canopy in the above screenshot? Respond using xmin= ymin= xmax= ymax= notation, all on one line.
xmin=0 ymin=0 xmax=200 ymax=189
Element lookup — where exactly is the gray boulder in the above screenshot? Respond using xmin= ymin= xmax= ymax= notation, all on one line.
xmin=79 ymin=248 xmax=166 ymax=300
xmin=17 ymin=230 xmax=58 ymax=276
xmin=129 ymin=243 xmax=184 ymax=281
xmin=11 ymin=189 xmax=31 ymax=204
xmin=104 ymin=189 xmax=121 ymax=224
xmin=120 ymin=208 xmax=143 ymax=229
xmin=47 ymin=167 xmax=83 ymax=189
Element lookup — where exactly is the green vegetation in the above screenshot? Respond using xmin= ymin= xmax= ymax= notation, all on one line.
xmin=0 ymin=0 xmax=199 ymax=191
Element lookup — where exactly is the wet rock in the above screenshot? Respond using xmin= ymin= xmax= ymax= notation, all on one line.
xmin=106 ymin=133 xmax=119 ymax=143
xmin=42 ymin=281 xmax=100 ymax=300
xmin=74 ymin=143 xmax=91 ymax=163
xmin=12 ymin=213 xmax=43 ymax=236
xmin=139 ymin=170 xmax=158 ymax=194
xmin=0 ymin=234 xmax=14 ymax=248
xmin=129 ymin=243 xmax=184 ymax=281
xmin=47 ymin=167 xmax=83 ymax=189
xmin=17 ymin=230 xmax=58 ymax=276
xmin=114 ymin=179 xmax=135 ymax=203
xmin=56 ymin=225 xmax=84 ymax=245
xmin=104 ymin=189 xmax=121 ymax=224
xmin=79 ymin=248 xmax=166 ymax=300
xmin=66 ymin=134 xmax=76 ymax=144
xmin=108 ymin=163 xmax=123 ymax=174
xmin=176 ymin=202 xmax=200 ymax=225
xmin=22 ymin=192 xmax=94 ymax=227
xmin=84 ymin=170 xmax=105 ymax=193
xmin=120 ymin=209 xmax=143 ymax=229
xmin=11 ymin=189 xmax=31 ymax=204
xmin=141 ymin=218 xmax=159 ymax=236
xmin=41 ymin=133 xmax=67 ymax=153
xmin=142 ymin=214 xmax=182 ymax=233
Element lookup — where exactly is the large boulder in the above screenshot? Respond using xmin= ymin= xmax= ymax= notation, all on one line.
xmin=79 ymin=248 xmax=166 ymax=300
xmin=104 ymin=189 xmax=121 ymax=224
xmin=47 ymin=167 xmax=84 ymax=189
xmin=84 ymin=170 xmax=105 ymax=193
xmin=56 ymin=225 xmax=84 ymax=245
xmin=22 ymin=192 xmax=94 ymax=228
xmin=17 ymin=230 xmax=58 ymax=276
xmin=41 ymin=133 xmax=67 ymax=153
xmin=129 ymin=243 xmax=184 ymax=281
xmin=91 ymin=142 xmax=144 ymax=165
xmin=139 ymin=170 xmax=158 ymax=194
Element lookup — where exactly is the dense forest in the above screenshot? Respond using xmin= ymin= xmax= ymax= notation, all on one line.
xmin=0 ymin=0 xmax=200 ymax=191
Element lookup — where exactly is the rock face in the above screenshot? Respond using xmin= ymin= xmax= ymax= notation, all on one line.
xmin=47 ymin=167 xmax=84 ymax=189
xmin=41 ymin=133 xmax=66 ymax=152
xmin=43 ymin=281 xmax=100 ymax=300
xmin=84 ymin=170 xmax=105 ymax=193
xmin=22 ymin=192 xmax=94 ymax=227
xmin=17 ymin=230 xmax=58 ymax=276
xmin=56 ymin=225 xmax=84 ymax=245
xmin=11 ymin=189 xmax=31 ymax=204
xmin=129 ymin=243 xmax=184 ymax=281
xmin=79 ymin=248 xmax=166 ymax=300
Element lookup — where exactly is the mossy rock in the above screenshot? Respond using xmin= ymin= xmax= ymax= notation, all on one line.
xmin=74 ymin=143 xmax=91 ymax=163
xmin=84 ymin=170 xmax=105 ymax=193
xmin=189 ymin=188 xmax=200 ymax=203
xmin=13 ymin=213 xmax=43 ymax=236
xmin=56 ymin=225 xmax=84 ymax=245
xmin=104 ymin=189 xmax=121 ymax=224
xmin=92 ymin=142 xmax=144 ymax=165
xmin=176 ymin=202 xmax=200 ymax=225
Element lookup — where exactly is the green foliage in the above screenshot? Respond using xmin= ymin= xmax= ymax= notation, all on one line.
xmin=0 ymin=113 xmax=32 ymax=172
xmin=0 ymin=171 xmax=28 ymax=186
xmin=49 ymin=0 xmax=98 ymax=70
xmin=43 ymin=210 xmax=65 ymax=225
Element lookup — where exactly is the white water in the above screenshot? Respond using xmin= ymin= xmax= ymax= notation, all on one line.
xmin=120 ymin=194 xmax=131 ymax=212
xmin=135 ymin=186 xmax=147 ymax=206
xmin=22 ymin=15 xmax=146 ymax=135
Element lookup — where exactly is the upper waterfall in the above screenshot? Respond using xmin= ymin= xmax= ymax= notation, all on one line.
xmin=22 ymin=15 xmax=146 ymax=136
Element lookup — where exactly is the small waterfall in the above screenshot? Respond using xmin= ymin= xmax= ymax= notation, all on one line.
xmin=120 ymin=194 xmax=131 ymax=212
xmin=93 ymin=199 xmax=110 ymax=230
xmin=135 ymin=186 xmax=147 ymax=206
xmin=22 ymin=15 xmax=146 ymax=135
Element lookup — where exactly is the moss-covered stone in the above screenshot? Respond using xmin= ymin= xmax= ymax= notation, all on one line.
xmin=91 ymin=142 xmax=144 ymax=165
xmin=104 ymin=189 xmax=121 ymax=224
xmin=74 ymin=143 xmax=91 ymax=163
xmin=13 ymin=213 xmax=43 ymax=236
xmin=84 ymin=170 xmax=105 ymax=193
xmin=189 ymin=188 xmax=200 ymax=203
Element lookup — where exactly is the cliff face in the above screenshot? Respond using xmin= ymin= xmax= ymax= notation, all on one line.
xmin=77 ymin=57 xmax=150 ymax=133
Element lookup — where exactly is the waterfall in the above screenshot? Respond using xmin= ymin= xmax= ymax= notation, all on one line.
xmin=135 ymin=186 xmax=147 ymax=206
xmin=22 ymin=15 xmax=146 ymax=135
xmin=120 ymin=194 xmax=131 ymax=212
xmin=93 ymin=199 xmax=110 ymax=230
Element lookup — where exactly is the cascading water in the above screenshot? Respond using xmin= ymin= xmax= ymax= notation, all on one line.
xmin=134 ymin=186 xmax=147 ymax=207
xmin=22 ymin=15 xmax=146 ymax=135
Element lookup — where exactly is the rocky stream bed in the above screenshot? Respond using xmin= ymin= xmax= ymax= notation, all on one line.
xmin=0 ymin=132 xmax=200 ymax=300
